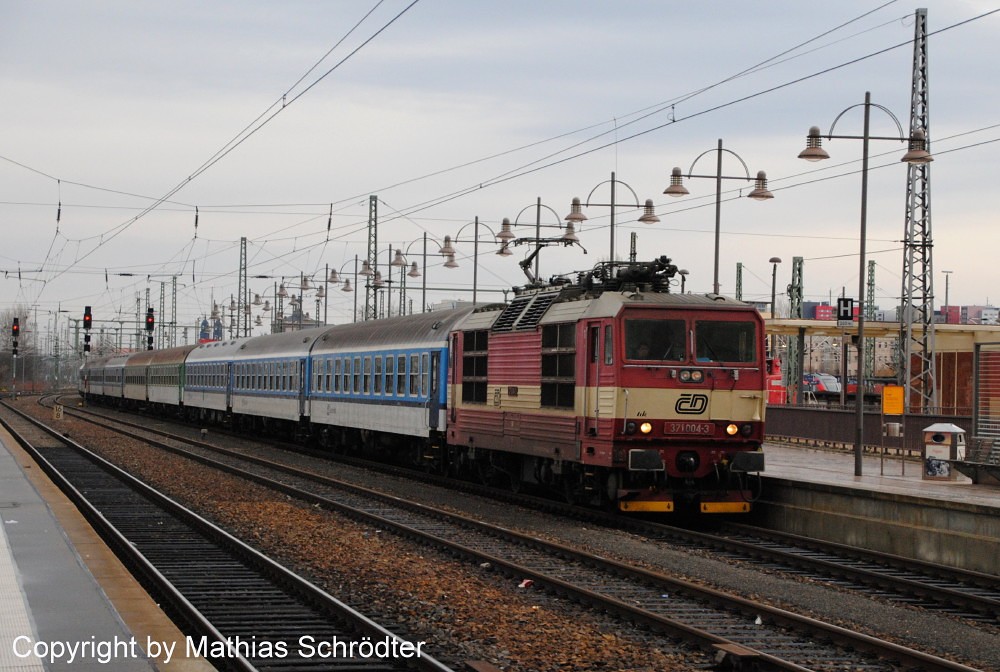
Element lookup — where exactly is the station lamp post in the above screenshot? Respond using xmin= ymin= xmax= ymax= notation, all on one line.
xmin=441 ymin=218 xmax=514 ymax=305
xmin=323 ymin=258 xmax=361 ymax=323
xmin=797 ymin=91 xmax=932 ymax=476
xmin=664 ymin=139 xmax=773 ymax=295
xmin=390 ymin=246 xmax=423 ymax=316
xmin=565 ymin=173 xmax=660 ymax=264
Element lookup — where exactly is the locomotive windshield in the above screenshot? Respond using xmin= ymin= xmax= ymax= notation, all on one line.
xmin=625 ymin=319 xmax=685 ymax=361
xmin=695 ymin=320 xmax=757 ymax=362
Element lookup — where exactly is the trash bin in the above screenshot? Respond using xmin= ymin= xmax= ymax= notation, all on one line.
xmin=922 ymin=423 xmax=966 ymax=481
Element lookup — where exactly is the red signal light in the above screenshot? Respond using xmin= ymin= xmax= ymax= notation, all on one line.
xmin=11 ymin=318 xmax=19 ymax=338
xmin=84 ymin=306 xmax=92 ymax=330
xmin=145 ymin=309 xmax=155 ymax=332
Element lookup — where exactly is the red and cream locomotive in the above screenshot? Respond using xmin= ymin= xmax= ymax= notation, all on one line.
xmin=444 ymin=256 xmax=765 ymax=513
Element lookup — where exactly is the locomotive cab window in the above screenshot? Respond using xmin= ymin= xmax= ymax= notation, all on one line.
xmin=695 ymin=320 xmax=757 ymax=362
xmin=625 ymin=319 xmax=685 ymax=361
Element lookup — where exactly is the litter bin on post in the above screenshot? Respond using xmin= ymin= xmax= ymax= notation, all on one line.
xmin=922 ymin=423 xmax=966 ymax=481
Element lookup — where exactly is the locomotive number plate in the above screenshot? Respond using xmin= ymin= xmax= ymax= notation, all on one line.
xmin=666 ymin=422 xmax=714 ymax=435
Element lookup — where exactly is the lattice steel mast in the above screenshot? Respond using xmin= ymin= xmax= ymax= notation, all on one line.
xmin=785 ymin=256 xmax=804 ymax=402
xmin=899 ymin=8 xmax=936 ymax=412
xmin=365 ymin=196 xmax=378 ymax=321
xmin=238 ymin=237 xmax=248 ymax=337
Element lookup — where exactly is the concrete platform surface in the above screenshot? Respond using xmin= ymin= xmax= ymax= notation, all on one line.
xmin=763 ymin=440 xmax=1000 ymax=511
xmin=0 ymin=428 xmax=216 ymax=671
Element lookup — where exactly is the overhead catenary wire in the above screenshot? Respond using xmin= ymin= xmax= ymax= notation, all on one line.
xmin=18 ymin=0 xmax=421 ymax=299
xmin=3 ymin=5 xmax=996 ymax=316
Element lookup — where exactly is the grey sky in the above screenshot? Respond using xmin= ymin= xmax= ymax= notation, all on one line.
xmin=2 ymin=1 xmax=997 ymax=333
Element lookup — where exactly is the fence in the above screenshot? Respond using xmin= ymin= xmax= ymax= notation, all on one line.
xmin=765 ymin=405 xmax=971 ymax=454
xmin=975 ymin=342 xmax=1000 ymax=441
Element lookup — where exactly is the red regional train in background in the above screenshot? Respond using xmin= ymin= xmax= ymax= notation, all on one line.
xmin=81 ymin=256 xmax=766 ymax=514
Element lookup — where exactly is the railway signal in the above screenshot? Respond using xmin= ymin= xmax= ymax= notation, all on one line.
xmin=145 ymin=308 xmax=154 ymax=350
xmin=83 ymin=306 xmax=92 ymax=352
xmin=11 ymin=317 xmax=18 ymax=356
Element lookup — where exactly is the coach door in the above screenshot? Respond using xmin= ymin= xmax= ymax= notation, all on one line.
xmin=298 ymin=358 xmax=307 ymax=418
xmin=225 ymin=362 xmax=233 ymax=411
xmin=427 ymin=351 xmax=441 ymax=429
xmin=583 ymin=323 xmax=602 ymax=437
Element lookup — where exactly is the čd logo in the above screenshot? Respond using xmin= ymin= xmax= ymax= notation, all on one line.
xmin=675 ymin=393 xmax=708 ymax=414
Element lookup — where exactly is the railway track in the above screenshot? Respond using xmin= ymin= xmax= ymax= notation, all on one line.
xmin=85 ymin=395 xmax=999 ymax=627
xmin=714 ymin=523 xmax=1000 ymax=623
xmin=44 ymin=398 xmax=987 ymax=672
xmin=0 ymin=400 xmax=456 ymax=672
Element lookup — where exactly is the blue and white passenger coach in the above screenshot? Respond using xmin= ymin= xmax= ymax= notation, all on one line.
xmin=307 ymin=307 xmax=475 ymax=451
xmin=183 ymin=337 xmax=249 ymax=422
xmin=229 ymin=328 xmax=314 ymax=429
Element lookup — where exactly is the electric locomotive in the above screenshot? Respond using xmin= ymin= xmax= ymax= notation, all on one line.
xmin=444 ymin=256 xmax=766 ymax=513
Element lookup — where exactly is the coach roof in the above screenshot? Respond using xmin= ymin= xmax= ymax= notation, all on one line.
xmin=311 ymin=306 xmax=477 ymax=355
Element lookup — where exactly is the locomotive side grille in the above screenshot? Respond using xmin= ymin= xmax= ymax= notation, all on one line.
xmin=518 ymin=293 xmax=557 ymax=329
xmin=493 ymin=292 xmax=558 ymax=333
xmin=491 ymin=295 xmax=532 ymax=332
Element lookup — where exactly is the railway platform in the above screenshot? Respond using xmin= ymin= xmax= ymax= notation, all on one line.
xmin=0 ymin=427 xmax=215 ymax=671
xmin=758 ymin=441 xmax=1000 ymax=575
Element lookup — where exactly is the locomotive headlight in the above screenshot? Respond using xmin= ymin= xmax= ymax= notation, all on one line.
xmin=690 ymin=370 xmax=704 ymax=382
xmin=639 ymin=422 xmax=653 ymax=435
xmin=679 ymin=370 xmax=691 ymax=382
xmin=726 ymin=423 xmax=739 ymax=436
xmin=740 ymin=423 xmax=753 ymax=437
xmin=625 ymin=421 xmax=637 ymax=435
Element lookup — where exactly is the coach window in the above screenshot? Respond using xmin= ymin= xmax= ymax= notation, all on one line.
xmin=325 ymin=360 xmax=332 ymax=392
xmin=396 ymin=357 xmax=404 ymax=396
xmin=353 ymin=357 xmax=361 ymax=394
xmin=385 ymin=355 xmax=395 ymax=396
xmin=362 ymin=356 xmax=371 ymax=394
xmin=333 ymin=359 xmax=341 ymax=393
xmin=374 ymin=356 xmax=383 ymax=394
xmin=407 ymin=354 xmax=418 ymax=396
